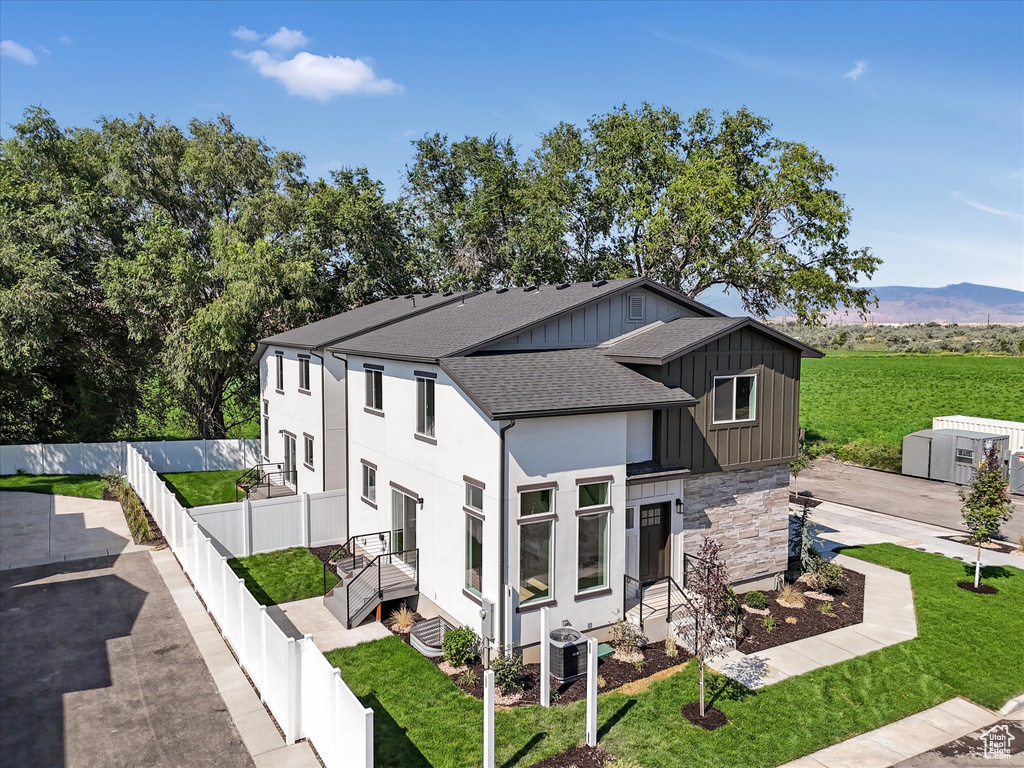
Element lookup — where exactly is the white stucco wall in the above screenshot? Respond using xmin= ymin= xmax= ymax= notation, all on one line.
xmin=259 ymin=347 xmax=325 ymax=494
xmin=345 ymin=355 xmax=502 ymax=633
xmin=505 ymin=413 xmax=630 ymax=651
xmin=625 ymin=410 xmax=653 ymax=463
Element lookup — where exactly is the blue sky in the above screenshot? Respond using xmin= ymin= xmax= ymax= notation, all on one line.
xmin=2 ymin=0 xmax=1022 ymax=291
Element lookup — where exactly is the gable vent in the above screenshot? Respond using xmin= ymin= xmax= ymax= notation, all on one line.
xmin=627 ymin=292 xmax=646 ymax=322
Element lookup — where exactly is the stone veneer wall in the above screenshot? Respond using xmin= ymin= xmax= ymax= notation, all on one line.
xmin=682 ymin=464 xmax=790 ymax=584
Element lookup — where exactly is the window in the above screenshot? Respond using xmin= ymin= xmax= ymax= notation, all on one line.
xmin=362 ymin=464 xmax=376 ymax=502
xmin=956 ymin=448 xmax=974 ymax=464
xmin=626 ymin=292 xmax=645 ymax=322
xmin=520 ymin=520 xmax=552 ymax=604
xmin=712 ymin=374 xmax=757 ymax=423
xmin=262 ymin=401 xmax=270 ymax=458
xmin=577 ymin=512 xmax=608 ymax=592
xmin=298 ymin=357 xmax=310 ymax=391
xmin=303 ymin=435 xmax=314 ymax=468
xmin=520 ymin=488 xmax=552 ymax=517
xmin=365 ymin=368 xmax=383 ymax=411
xmin=416 ymin=377 xmax=435 ymax=437
xmin=465 ymin=482 xmax=484 ymax=512
xmin=625 ymin=507 xmax=636 ymax=530
xmin=275 ymin=352 xmax=284 ymax=391
xmin=578 ymin=481 xmax=609 ymax=509
xmin=465 ymin=514 xmax=483 ymax=596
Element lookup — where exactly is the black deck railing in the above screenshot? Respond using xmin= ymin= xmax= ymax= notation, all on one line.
xmin=236 ymin=464 xmax=296 ymax=501
xmin=623 ymin=573 xmax=685 ymax=630
xmin=343 ymin=548 xmax=419 ymax=627
xmin=322 ymin=530 xmax=392 ymax=595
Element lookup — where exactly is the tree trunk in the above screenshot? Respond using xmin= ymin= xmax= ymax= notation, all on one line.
xmin=975 ymin=543 xmax=982 ymax=588
xmin=699 ymin=662 xmax=705 ymax=718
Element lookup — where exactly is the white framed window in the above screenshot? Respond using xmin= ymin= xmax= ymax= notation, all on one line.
xmin=275 ymin=352 xmax=284 ymax=391
xmin=362 ymin=463 xmax=376 ymax=502
xmin=465 ymin=482 xmax=484 ymax=513
xmin=520 ymin=520 xmax=553 ymax=604
xmin=626 ymin=292 xmax=645 ymax=322
xmin=955 ymin=448 xmax=974 ymax=464
xmin=712 ymin=373 xmax=757 ymax=424
xmin=577 ymin=511 xmax=609 ymax=593
xmin=365 ymin=368 xmax=383 ymax=411
xmin=298 ymin=357 xmax=310 ymax=391
xmin=520 ymin=488 xmax=552 ymax=517
xmin=303 ymin=435 xmax=314 ymax=468
xmin=416 ymin=376 xmax=435 ymax=437
xmin=578 ymin=481 xmax=609 ymax=510
xmin=625 ymin=506 xmax=636 ymax=530
xmin=262 ymin=401 xmax=270 ymax=458
xmin=465 ymin=513 xmax=483 ymax=597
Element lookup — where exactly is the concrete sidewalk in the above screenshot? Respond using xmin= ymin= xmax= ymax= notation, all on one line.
xmin=780 ymin=698 xmax=1005 ymax=768
xmin=267 ymin=595 xmax=391 ymax=653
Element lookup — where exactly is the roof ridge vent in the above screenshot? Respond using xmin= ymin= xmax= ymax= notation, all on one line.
xmin=523 ymin=285 xmax=537 ymax=292
xmin=388 ymin=296 xmax=400 ymax=300
xmin=422 ymin=292 xmax=432 ymax=298
xmin=495 ymin=287 xmax=509 ymax=294
xmin=592 ymin=279 xmax=607 ymax=287
xmin=442 ymin=291 xmax=454 ymax=297
xmin=404 ymin=294 xmax=415 ymax=299
xmin=555 ymin=283 xmax=570 ymax=290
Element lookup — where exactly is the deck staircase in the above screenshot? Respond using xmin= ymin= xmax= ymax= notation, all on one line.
xmin=323 ymin=531 xmax=419 ymax=628
xmin=624 ymin=577 xmax=736 ymax=656
xmin=236 ymin=463 xmax=297 ymax=501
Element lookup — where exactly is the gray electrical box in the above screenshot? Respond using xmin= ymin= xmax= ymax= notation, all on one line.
xmin=1010 ymin=451 xmax=1024 ymax=496
xmin=902 ymin=429 xmax=1009 ymax=485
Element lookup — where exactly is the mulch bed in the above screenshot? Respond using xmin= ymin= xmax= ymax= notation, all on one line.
xmin=103 ymin=486 xmax=167 ymax=548
xmin=939 ymin=535 xmax=1020 ymax=555
xmin=308 ymin=545 xmax=345 ymax=578
xmin=957 ymin=581 xmax=999 ymax=594
xmin=734 ymin=569 xmax=865 ymax=653
xmin=681 ymin=701 xmax=728 ymax=730
xmin=531 ymin=745 xmax=612 ymax=768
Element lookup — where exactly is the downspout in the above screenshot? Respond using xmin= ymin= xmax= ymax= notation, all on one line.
xmin=311 ymin=350 xmax=326 ymax=493
xmin=330 ymin=351 xmax=350 ymax=538
xmin=498 ymin=418 xmax=516 ymax=654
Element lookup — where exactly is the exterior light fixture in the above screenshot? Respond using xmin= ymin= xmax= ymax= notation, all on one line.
xmin=675 ymin=498 xmax=684 ymax=514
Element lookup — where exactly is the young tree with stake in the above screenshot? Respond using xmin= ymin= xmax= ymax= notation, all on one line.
xmin=959 ymin=445 xmax=1013 ymax=588
xmin=682 ymin=537 xmax=730 ymax=718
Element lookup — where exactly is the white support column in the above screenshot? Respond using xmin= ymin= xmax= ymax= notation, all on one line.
xmin=585 ymin=636 xmax=598 ymax=747
xmin=483 ymin=669 xmax=495 ymax=768
xmin=540 ymin=607 xmax=551 ymax=707
xmin=284 ymin=636 xmax=300 ymax=744
xmin=301 ymin=492 xmax=311 ymax=547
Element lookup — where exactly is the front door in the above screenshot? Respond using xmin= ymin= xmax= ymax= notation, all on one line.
xmin=391 ymin=490 xmax=418 ymax=555
xmin=638 ymin=502 xmax=670 ymax=582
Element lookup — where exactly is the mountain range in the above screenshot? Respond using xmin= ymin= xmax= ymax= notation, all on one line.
xmin=698 ymin=283 xmax=1024 ymax=324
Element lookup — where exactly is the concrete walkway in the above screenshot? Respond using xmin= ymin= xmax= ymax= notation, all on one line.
xmin=267 ymin=595 xmax=391 ymax=653
xmin=711 ymin=553 xmax=917 ymax=688
xmin=0 ymin=490 xmax=150 ymax=570
xmin=780 ymin=698 xmax=1005 ymax=768
xmin=149 ymin=548 xmax=320 ymax=768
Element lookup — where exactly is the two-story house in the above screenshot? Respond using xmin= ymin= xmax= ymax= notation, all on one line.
xmin=252 ymin=278 xmax=821 ymax=659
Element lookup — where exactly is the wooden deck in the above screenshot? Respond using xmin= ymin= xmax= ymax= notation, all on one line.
xmin=243 ymin=482 xmax=296 ymax=501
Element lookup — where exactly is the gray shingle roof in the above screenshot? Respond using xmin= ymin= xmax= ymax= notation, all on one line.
xmin=441 ymin=348 xmax=697 ymax=420
xmin=330 ymin=279 xmax=655 ymax=360
xmin=259 ymin=291 xmax=475 ymax=349
xmin=603 ymin=316 xmax=823 ymax=363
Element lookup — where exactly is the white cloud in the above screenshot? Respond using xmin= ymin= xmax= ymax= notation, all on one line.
xmin=950 ymin=191 xmax=1024 ymax=220
xmin=59 ymin=35 xmax=72 ymax=46
xmin=1 ymin=40 xmax=37 ymax=65
xmin=231 ymin=26 xmax=261 ymax=41
xmin=263 ymin=26 xmax=308 ymax=52
xmin=37 ymin=45 xmax=50 ymax=55
xmin=843 ymin=59 xmax=868 ymax=81
xmin=234 ymin=49 xmax=401 ymax=100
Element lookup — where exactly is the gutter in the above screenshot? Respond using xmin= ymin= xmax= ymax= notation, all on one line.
xmin=498 ymin=418 xmax=516 ymax=655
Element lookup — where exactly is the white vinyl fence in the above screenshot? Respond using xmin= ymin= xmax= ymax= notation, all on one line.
xmin=0 ymin=439 xmax=260 ymax=476
xmin=189 ymin=490 xmax=347 ymax=558
xmin=933 ymin=415 xmax=1024 ymax=452
xmin=126 ymin=445 xmax=373 ymax=768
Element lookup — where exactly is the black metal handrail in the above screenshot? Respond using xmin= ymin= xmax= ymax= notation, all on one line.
xmin=235 ymin=462 xmax=283 ymax=501
xmin=322 ymin=530 xmax=393 ymax=596
xmin=344 ymin=547 xmax=419 ymax=627
xmin=623 ymin=573 xmax=686 ymax=630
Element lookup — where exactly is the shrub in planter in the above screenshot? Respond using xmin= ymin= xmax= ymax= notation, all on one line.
xmin=744 ymin=591 xmax=767 ymax=610
xmin=441 ymin=625 xmax=478 ymax=667
xmin=490 ymin=649 xmax=526 ymax=695
xmin=610 ymin=619 xmax=646 ymax=657
xmin=809 ymin=557 xmax=845 ymax=593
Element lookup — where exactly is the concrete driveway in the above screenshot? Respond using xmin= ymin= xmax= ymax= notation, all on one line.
xmin=793 ymin=460 xmax=1024 ymax=537
xmin=0 ymin=491 xmax=150 ymax=570
xmin=0 ymin=551 xmax=254 ymax=768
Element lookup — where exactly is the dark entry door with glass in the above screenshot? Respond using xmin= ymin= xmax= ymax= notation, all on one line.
xmin=638 ymin=503 xmax=669 ymax=582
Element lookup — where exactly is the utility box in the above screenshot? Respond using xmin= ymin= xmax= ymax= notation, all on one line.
xmin=1010 ymin=452 xmax=1024 ymax=496
xmin=902 ymin=429 xmax=1009 ymax=486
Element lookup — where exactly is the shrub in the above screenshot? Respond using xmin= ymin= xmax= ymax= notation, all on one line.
xmin=490 ymin=649 xmax=525 ymax=695
xmin=610 ymin=619 xmax=646 ymax=656
xmin=777 ymin=583 xmax=805 ymax=608
xmin=457 ymin=669 xmax=478 ymax=686
xmin=809 ymin=557 xmax=845 ymax=593
xmin=664 ymin=627 xmax=678 ymax=658
xmin=390 ymin=603 xmax=415 ymax=632
xmin=762 ymin=614 xmax=775 ymax=633
xmin=441 ymin=625 xmax=478 ymax=667
xmin=818 ymin=602 xmax=834 ymax=616
xmin=745 ymin=591 xmax=767 ymax=610
xmin=723 ymin=585 xmax=739 ymax=613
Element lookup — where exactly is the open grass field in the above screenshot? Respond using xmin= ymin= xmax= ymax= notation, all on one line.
xmin=328 ymin=545 xmax=1023 ymax=768
xmin=0 ymin=473 xmax=104 ymax=499
xmin=800 ymin=352 xmax=1024 ymax=470
xmin=159 ymin=470 xmax=245 ymax=508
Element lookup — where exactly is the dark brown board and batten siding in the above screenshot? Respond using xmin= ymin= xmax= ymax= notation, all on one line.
xmin=650 ymin=327 xmax=801 ymax=474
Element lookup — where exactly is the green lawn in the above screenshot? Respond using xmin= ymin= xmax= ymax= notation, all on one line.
xmin=328 ymin=545 xmax=1024 ymax=768
xmin=159 ymin=470 xmax=245 ymax=508
xmin=228 ymin=547 xmax=338 ymax=606
xmin=800 ymin=353 xmax=1024 ymax=469
xmin=0 ymin=473 xmax=104 ymax=499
